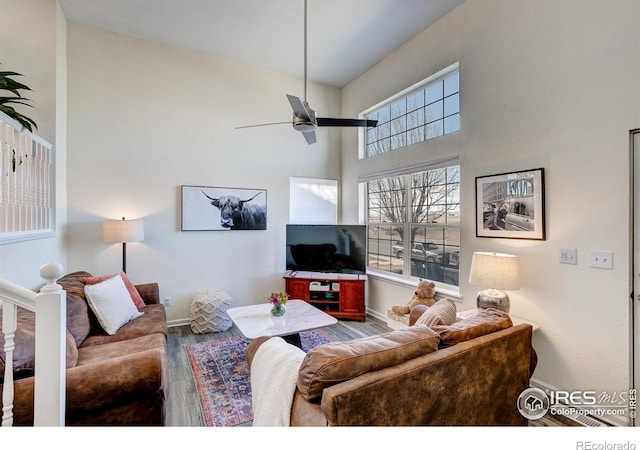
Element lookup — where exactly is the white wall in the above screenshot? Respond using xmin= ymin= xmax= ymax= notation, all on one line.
xmin=66 ymin=23 xmax=342 ymax=323
xmin=0 ymin=0 xmax=67 ymax=289
xmin=341 ymin=0 xmax=640 ymax=412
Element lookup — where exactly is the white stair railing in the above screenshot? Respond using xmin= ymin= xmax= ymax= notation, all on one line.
xmin=1 ymin=262 xmax=66 ymax=426
xmin=0 ymin=110 xmax=55 ymax=244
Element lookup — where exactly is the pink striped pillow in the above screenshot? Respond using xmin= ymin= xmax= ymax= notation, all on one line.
xmin=83 ymin=272 xmax=146 ymax=310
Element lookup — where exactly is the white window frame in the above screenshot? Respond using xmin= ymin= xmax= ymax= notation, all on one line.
xmin=359 ymin=62 xmax=459 ymax=160
xmin=360 ymin=158 xmax=460 ymax=292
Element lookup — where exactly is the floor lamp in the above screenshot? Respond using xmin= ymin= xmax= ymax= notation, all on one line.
xmin=103 ymin=217 xmax=144 ymax=273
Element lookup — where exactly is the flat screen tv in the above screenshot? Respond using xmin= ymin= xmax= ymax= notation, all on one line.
xmin=285 ymin=224 xmax=367 ymax=274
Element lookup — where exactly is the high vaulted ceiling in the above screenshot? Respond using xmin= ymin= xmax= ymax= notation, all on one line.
xmin=58 ymin=0 xmax=464 ymax=88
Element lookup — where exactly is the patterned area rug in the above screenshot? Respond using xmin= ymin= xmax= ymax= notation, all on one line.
xmin=184 ymin=329 xmax=331 ymax=427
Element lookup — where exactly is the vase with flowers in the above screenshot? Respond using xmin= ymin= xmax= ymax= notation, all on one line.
xmin=267 ymin=291 xmax=288 ymax=317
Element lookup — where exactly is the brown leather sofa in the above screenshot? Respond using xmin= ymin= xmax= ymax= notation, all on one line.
xmin=0 ymin=271 xmax=168 ymax=426
xmin=247 ymin=307 xmax=537 ymax=426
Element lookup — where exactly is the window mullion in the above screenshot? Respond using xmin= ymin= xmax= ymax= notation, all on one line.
xmin=403 ymin=174 xmax=412 ymax=276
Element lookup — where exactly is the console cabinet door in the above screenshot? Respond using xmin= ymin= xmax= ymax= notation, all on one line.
xmin=285 ymin=278 xmax=310 ymax=301
xmin=339 ymin=280 xmax=365 ymax=313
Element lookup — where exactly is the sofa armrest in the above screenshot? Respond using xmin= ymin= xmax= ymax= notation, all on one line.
xmin=3 ymin=346 xmax=168 ymax=425
xmin=135 ymin=282 xmax=160 ymax=305
xmin=65 ymin=347 xmax=168 ymax=424
xmin=246 ymin=336 xmax=272 ymax=368
xmin=530 ymin=346 xmax=538 ymax=377
xmin=409 ymin=304 xmax=429 ymax=325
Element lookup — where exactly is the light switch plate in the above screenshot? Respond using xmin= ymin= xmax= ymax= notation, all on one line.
xmin=560 ymin=248 xmax=577 ymax=265
xmin=590 ymin=251 xmax=613 ymax=269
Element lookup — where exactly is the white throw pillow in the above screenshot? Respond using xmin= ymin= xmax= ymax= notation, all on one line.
xmin=84 ymin=273 xmax=143 ymax=335
xmin=415 ymin=298 xmax=457 ymax=328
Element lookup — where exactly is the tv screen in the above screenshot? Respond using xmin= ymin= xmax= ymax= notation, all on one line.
xmin=285 ymin=224 xmax=367 ymax=274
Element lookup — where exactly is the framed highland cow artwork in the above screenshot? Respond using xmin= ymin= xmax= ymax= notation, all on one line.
xmin=181 ymin=185 xmax=267 ymax=231
xmin=475 ymin=168 xmax=545 ymax=240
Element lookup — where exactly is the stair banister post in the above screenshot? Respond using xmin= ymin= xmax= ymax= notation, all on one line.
xmin=1 ymin=303 xmax=17 ymax=426
xmin=34 ymin=262 xmax=66 ymax=426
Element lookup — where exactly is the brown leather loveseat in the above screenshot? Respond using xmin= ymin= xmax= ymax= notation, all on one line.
xmin=0 ymin=271 xmax=168 ymax=426
xmin=247 ymin=307 xmax=537 ymax=426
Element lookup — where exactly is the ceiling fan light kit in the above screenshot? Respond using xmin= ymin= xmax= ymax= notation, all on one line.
xmin=237 ymin=0 xmax=378 ymax=145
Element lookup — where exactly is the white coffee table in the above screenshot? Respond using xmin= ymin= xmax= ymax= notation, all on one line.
xmin=226 ymin=299 xmax=338 ymax=347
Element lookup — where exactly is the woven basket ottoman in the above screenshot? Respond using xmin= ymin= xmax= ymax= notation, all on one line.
xmin=190 ymin=289 xmax=233 ymax=333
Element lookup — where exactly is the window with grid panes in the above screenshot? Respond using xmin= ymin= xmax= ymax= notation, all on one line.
xmin=364 ymin=66 xmax=459 ymax=158
xmin=364 ymin=164 xmax=460 ymax=288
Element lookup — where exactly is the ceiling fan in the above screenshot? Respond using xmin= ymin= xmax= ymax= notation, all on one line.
xmin=236 ymin=0 xmax=378 ymax=145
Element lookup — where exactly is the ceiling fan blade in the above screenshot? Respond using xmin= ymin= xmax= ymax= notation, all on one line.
xmin=286 ymin=94 xmax=311 ymax=120
xmin=235 ymin=121 xmax=292 ymax=129
xmin=302 ymin=130 xmax=316 ymax=144
xmin=317 ymin=117 xmax=378 ymax=128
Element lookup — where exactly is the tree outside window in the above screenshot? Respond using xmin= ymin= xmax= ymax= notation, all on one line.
xmin=366 ymin=165 xmax=460 ymax=287
xmin=364 ymin=69 xmax=459 ymax=159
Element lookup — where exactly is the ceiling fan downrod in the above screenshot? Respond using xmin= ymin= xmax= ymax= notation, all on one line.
xmin=236 ymin=0 xmax=376 ymax=146
xmin=303 ymin=0 xmax=308 ymax=103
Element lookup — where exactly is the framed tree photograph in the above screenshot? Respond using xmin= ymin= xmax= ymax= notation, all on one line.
xmin=181 ymin=185 xmax=267 ymax=231
xmin=475 ymin=168 xmax=545 ymax=240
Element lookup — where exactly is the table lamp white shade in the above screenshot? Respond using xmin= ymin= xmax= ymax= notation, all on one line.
xmin=469 ymin=252 xmax=519 ymax=312
xmin=103 ymin=217 xmax=144 ymax=272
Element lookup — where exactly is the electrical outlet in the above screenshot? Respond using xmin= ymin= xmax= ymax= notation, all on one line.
xmin=559 ymin=248 xmax=577 ymax=265
xmin=590 ymin=251 xmax=613 ymax=270
xmin=163 ymin=296 xmax=172 ymax=307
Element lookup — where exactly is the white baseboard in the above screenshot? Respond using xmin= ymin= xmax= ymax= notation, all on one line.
xmin=167 ymin=317 xmax=191 ymax=328
xmin=366 ymin=308 xmax=387 ymax=322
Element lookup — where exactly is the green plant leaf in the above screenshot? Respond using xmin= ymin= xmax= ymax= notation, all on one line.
xmin=0 ymin=63 xmax=38 ymax=132
xmin=0 ymin=79 xmax=32 ymax=97
xmin=0 ymin=105 xmax=37 ymax=132
xmin=0 ymin=68 xmax=31 ymax=97
xmin=0 ymin=97 xmax=34 ymax=107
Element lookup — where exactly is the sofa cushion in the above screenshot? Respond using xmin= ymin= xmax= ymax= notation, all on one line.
xmin=84 ymin=274 xmax=143 ymax=335
xmin=68 ymin=333 xmax=169 ymax=426
xmin=414 ymin=298 xmax=457 ymax=327
xmin=76 ymin=333 xmax=166 ymax=366
xmin=0 ymin=307 xmax=78 ymax=382
xmin=80 ymin=304 xmax=167 ymax=347
xmin=83 ymin=272 xmax=146 ymax=310
xmin=430 ymin=308 xmax=513 ymax=348
xmin=297 ymin=324 xmax=439 ymax=402
xmin=57 ymin=271 xmax=94 ymax=346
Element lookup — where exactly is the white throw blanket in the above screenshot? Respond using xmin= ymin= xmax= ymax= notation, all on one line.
xmin=250 ymin=337 xmax=305 ymax=426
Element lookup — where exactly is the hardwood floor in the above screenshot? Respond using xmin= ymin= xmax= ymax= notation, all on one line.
xmin=165 ymin=314 xmax=388 ymax=426
xmin=166 ymin=313 xmax=579 ymax=427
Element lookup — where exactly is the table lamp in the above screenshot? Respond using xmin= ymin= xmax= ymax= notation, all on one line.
xmin=103 ymin=217 xmax=144 ymax=273
xmin=468 ymin=251 xmax=519 ymax=313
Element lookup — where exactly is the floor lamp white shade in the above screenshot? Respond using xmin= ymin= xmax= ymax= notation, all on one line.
xmin=103 ymin=217 xmax=144 ymax=273
xmin=468 ymin=252 xmax=519 ymax=313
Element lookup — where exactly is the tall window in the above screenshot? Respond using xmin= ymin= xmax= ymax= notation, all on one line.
xmin=363 ymin=64 xmax=459 ymax=158
xmin=364 ymin=163 xmax=460 ymax=287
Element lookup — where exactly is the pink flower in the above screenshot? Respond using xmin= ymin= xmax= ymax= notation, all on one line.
xmin=267 ymin=292 xmax=288 ymax=306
